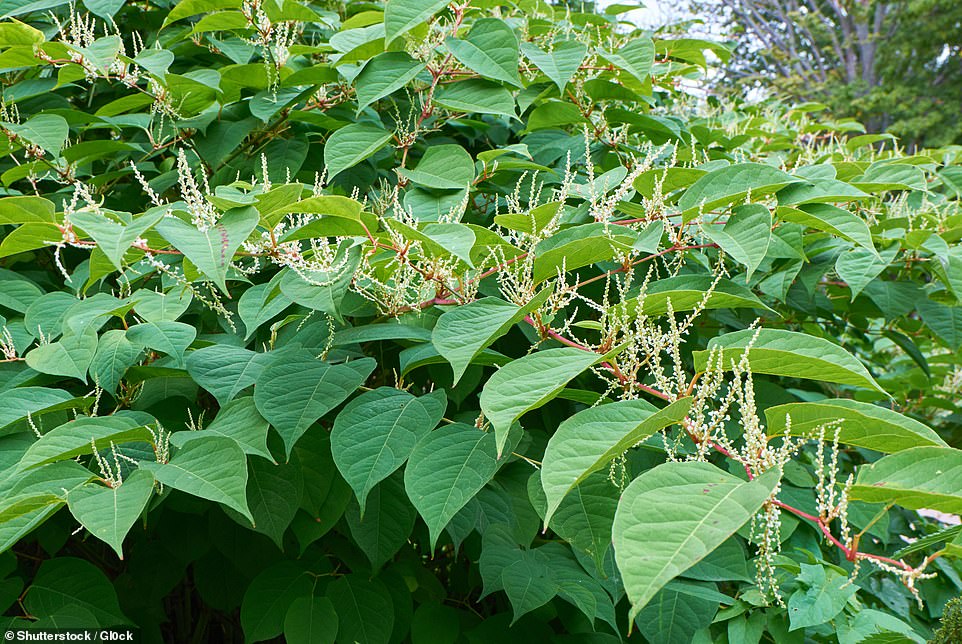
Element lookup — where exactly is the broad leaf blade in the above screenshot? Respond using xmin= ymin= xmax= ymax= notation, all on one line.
xmin=331 ymin=387 xmax=446 ymax=512
xmin=765 ymin=399 xmax=946 ymax=453
xmin=405 ymin=422 xmax=514 ymax=549
xmin=850 ymin=447 xmax=962 ymax=513
xmin=693 ymin=329 xmax=886 ymax=395
xmin=613 ymin=462 xmax=778 ymax=620
xmin=324 ymin=122 xmax=393 ymax=179
xmin=479 ymin=347 xmax=603 ymax=458
xmin=141 ymin=435 xmax=253 ymax=524
xmin=254 ymin=351 xmax=376 ymax=457
xmin=541 ymin=397 xmax=692 ymax=525
xmin=66 ymin=469 xmax=154 ymax=559
xmin=433 ymin=288 xmax=550 ymax=383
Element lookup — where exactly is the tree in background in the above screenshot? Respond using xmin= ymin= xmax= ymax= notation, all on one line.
xmin=685 ymin=0 xmax=962 ymax=147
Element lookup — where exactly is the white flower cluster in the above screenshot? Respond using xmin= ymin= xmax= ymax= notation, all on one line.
xmin=176 ymin=150 xmax=218 ymax=231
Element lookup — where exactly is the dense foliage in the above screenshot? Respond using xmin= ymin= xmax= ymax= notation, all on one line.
xmin=1 ymin=0 xmax=962 ymax=642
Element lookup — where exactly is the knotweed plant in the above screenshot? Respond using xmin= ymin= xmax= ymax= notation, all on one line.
xmin=0 ymin=1 xmax=960 ymax=641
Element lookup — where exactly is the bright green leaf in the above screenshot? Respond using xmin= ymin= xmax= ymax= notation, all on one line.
xmin=693 ymin=329 xmax=886 ymax=394
xmin=331 ymin=387 xmax=446 ymax=512
xmin=141 ymin=436 xmax=253 ymax=524
xmin=542 ymin=397 xmax=693 ymax=525
xmin=613 ymin=462 xmax=778 ymax=621
xmin=764 ymin=399 xmax=947 ymax=453
xmin=479 ymin=347 xmax=603 ymax=457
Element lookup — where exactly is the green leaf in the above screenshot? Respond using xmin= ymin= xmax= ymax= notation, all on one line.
xmin=613 ymin=462 xmax=778 ymax=621
xmin=5 ymin=114 xmax=69 ymax=156
xmin=278 ymin=201 xmax=375 ymax=239
xmin=0 ymin=462 xmax=94 ymax=553
xmin=764 ymin=399 xmax=947 ymax=453
xmin=0 ymin=20 xmax=44 ymax=46
xmin=23 ymin=290 xmax=75 ymax=340
xmin=445 ymin=18 xmax=521 ymax=87
xmin=493 ymin=201 xmax=561 ymax=234
xmin=836 ymin=246 xmax=890 ymax=300
xmin=883 ymin=329 xmax=931 ymax=377
xmin=88 ymin=329 xmax=141 ymax=394
xmin=253 ymin=351 xmax=375 ymax=457
xmin=603 ymin=37 xmax=655 ymax=84
xmin=777 ymin=178 xmax=870 ymax=206
xmin=291 ymin=432 xmax=351 ymax=546
xmin=25 ymin=325 xmax=99 ymax=382
xmin=241 ymin=561 xmax=313 ymax=642
xmin=325 ymin=574 xmax=395 ymax=644
xmin=787 ymin=564 xmax=856 ymax=631
xmin=66 ymin=469 xmax=154 ymax=559
xmin=345 ymin=472 xmax=416 ymax=570
xmin=70 ymin=209 xmax=164 ymax=270
xmin=693 ymin=329 xmax=886 ymax=394
xmin=0 ymin=494 xmax=64 ymax=525
xmin=355 ymin=52 xmax=426 ymax=113
xmin=332 ymin=321 xmax=433 ymax=346
xmin=433 ymin=289 xmax=551 ymax=384
xmin=242 ymin=456 xmax=303 ymax=547
xmin=126 ymin=320 xmax=196 ymax=367
xmin=19 ymin=416 xmax=154 ymax=470
xmin=434 ymin=79 xmax=516 ymax=118
xmin=329 ymin=24 xmax=385 ymax=66
xmin=531 ymin=223 xmax=637 ymax=283
xmin=682 ymin=538 xmax=751 ymax=582
xmin=0 ymin=272 xmax=43 ymax=312
xmin=0 ymin=222 xmax=59 ymax=258
xmin=185 ymin=345 xmax=267 ymax=405
xmin=141 ymin=436 xmax=253 ymax=524
xmin=284 ymin=595 xmax=338 ymax=644
xmin=331 ymin=387 xmax=446 ymax=512
xmin=778 ymin=203 xmax=875 ymax=253
xmin=384 ymin=0 xmax=448 ymax=45
xmin=520 ymin=40 xmax=586 ymax=93
xmin=23 ymin=558 xmax=128 ymax=626
xmin=918 ymin=299 xmax=962 ymax=351
xmin=170 ymin=397 xmax=273 ymax=461
xmin=837 ymin=610 xmax=924 ymax=644
xmin=528 ymin=470 xmax=618 ymax=572
xmin=155 ymin=206 xmax=259 ymax=293
xmin=386 ymin=220 xmax=476 ymax=266
xmin=525 ymin=101 xmax=587 ymax=131
xmin=404 ymin=423 xmax=508 ymax=549
xmin=633 ymin=581 xmax=719 ymax=644
xmin=0 ymin=387 xmax=78 ymax=434
xmin=0 ymin=196 xmax=56 ymax=225
xmin=678 ymin=163 xmax=800 ymax=221
xmin=495 ymin=549 xmax=557 ymax=622
xmin=849 ymin=447 xmax=962 ymax=513
xmin=702 ymin=204 xmax=771 ymax=278
xmin=479 ymin=346 xmax=603 ymax=458
xmin=541 ymin=397 xmax=692 ymax=525
xmin=614 ymin=276 xmax=773 ymax=318
xmin=633 ymin=167 xmax=706 ymax=199
xmin=856 ymin=163 xmax=927 ymax=192
xmin=132 ymin=288 xmax=193 ymax=323
xmin=162 ymin=0 xmax=242 ymax=27
xmin=397 ymin=144 xmax=475 ymax=189
xmin=324 ymin=122 xmax=393 ymax=179
xmin=238 ymin=282 xmax=291 ymax=339
xmin=278 ymin=244 xmax=362 ymax=322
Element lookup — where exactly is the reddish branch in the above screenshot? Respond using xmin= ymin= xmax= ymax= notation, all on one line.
xmin=479 ymin=247 xmax=927 ymax=577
